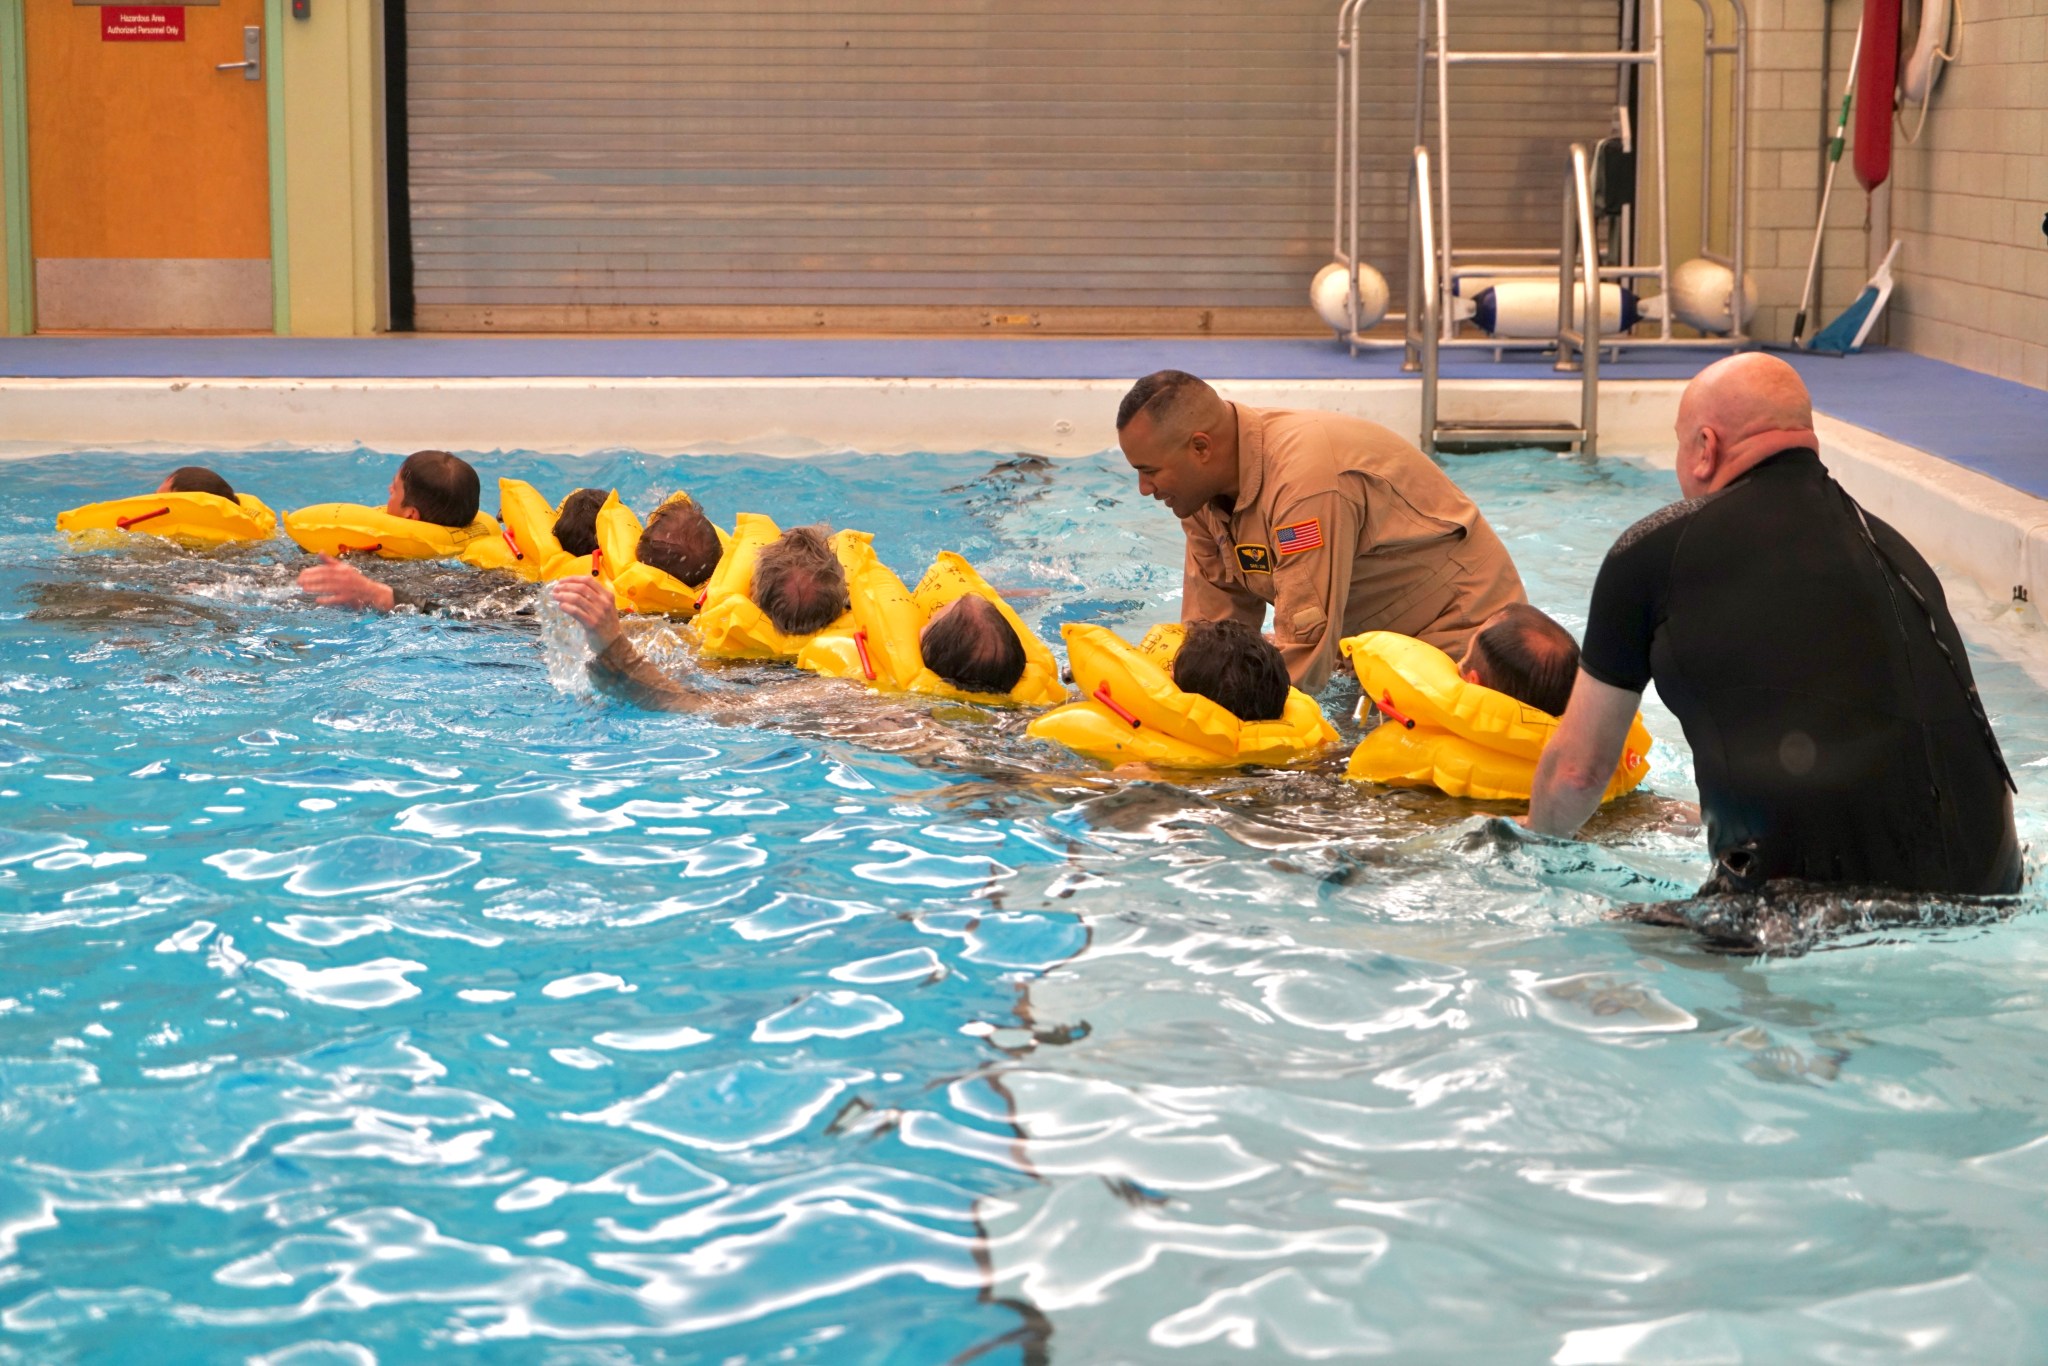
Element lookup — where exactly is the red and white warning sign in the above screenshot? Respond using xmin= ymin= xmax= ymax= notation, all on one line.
xmin=102 ymin=8 xmax=186 ymax=41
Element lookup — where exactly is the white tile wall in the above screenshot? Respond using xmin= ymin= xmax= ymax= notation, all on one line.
xmin=1741 ymin=0 xmax=2048 ymax=386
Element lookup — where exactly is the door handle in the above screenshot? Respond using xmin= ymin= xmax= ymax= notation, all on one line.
xmin=215 ymin=26 xmax=262 ymax=81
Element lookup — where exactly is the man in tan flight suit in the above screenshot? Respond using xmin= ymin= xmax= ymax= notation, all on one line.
xmin=1117 ymin=370 xmax=1527 ymax=693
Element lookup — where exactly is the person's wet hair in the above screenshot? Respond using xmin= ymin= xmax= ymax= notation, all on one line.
xmin=165 ymin=466 xmax=235 ymax=500
xmin=751 ymin=526 xmax=849 ymax=635
xmin=552 ymin=488 xmax=606 ymax=558
xmin=1466 ymin=603 xmax=1581 ymax=716
xmin=1173 ymin=619 xmax=1288 ymax=722
xmin=922 ymin=596 xmax=1026 ymax=694
xmin=637 ymin=497 xmax=723 ymax=587
xmin=397 ymin=450 xmax=480 ymax=528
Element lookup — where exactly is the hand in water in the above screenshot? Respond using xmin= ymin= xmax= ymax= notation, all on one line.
xmin=551 ymin=576 xmax=624 ymax=651
xmin=298 ymin=554 xmax=396 ymax=612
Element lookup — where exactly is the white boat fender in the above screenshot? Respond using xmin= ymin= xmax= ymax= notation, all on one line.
xmin=1466 ymin=278 xmax=1641 ymax=339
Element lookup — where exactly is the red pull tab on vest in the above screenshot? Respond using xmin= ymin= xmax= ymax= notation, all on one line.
xmin=116 ymin=506 xmax=171 ymax=530
xmin=853 ymin=629 xmax=876 ymax=681
xmin=1094 ymin=682 xmax=1142 ymax=730
xmin=590 ymin=546 xmax=604 ymax=578
xmin=1378 ymin=691 xmax=1416 ymax=729
xmin=694 ymin=589 xmax=708 ymax=612
xmin=502 ymin=526 xmax=523 ymax=560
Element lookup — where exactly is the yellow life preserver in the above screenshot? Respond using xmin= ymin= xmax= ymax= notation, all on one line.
xmin=694 ymin=513 xmax=870 ymax=660
xmin=283 ymin=503 xmax=518 ymax=572
xmin=796 ymin=551 xmax=1068 ymax=706
xmin=495 ymin=478 xmax=586 ymax=582
xmin=1028 ymin=622 xmax=1337 ymax=768
xmin=1340 ymin=630 xmax=1653 ymax=802
xmin=55 ymin=492 xmax=276 ymax=546
xmin=595 ymin=492 xmax=733 ymax=618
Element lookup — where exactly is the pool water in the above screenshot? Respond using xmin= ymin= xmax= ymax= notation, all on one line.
xmin=4 ymin=446 xmax=2048 ymax=1363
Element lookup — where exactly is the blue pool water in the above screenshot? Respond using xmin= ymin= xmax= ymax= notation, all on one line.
xmin=4 ymin=446 xmax=2048 ymax=1363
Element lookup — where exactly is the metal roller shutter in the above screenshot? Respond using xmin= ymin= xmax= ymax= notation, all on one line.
xmin=403 ymin=0 xmax=1623 ymax=334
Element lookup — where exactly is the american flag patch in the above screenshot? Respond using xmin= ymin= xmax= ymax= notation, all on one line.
xmin=1275 ymin=519 xmax=1323 ymax=555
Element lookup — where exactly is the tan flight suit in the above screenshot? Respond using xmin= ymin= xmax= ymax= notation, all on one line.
xmin=1181 ymin=404 xmax=1527 ymax=692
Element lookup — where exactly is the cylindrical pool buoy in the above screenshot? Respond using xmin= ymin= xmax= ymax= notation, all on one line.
xmin=1310 ymin=261 xmax=1390 ymax=335
xmin=1666 ymin=258 xmax=1758 ymax=335
xmin=1465 ymin=279 xmax=1641 ymax=339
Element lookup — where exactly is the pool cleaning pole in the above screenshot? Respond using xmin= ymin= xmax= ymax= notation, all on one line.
xmin=1793 ymin=18 xmax=1863 ymax=347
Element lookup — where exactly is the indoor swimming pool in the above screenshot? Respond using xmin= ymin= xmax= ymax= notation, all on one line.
xmin=5 ymin=445 xmax=2048 ymax=1362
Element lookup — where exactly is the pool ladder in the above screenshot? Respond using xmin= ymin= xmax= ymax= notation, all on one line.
xmin=1410 ymin=145 xmax=1603 ymax=458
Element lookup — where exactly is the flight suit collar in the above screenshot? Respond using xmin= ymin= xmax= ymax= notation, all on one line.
xmin=1228 ymin=403 xmax=1266 ymax=515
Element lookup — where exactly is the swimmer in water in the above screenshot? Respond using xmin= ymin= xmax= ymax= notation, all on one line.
xmin=1528 ymin=353 xmax=2020 ymax=896
xmin=1456 ymin=603 xmax=1580 ymax=716
xmin=751 ymin=525 xmax=853 ymax=634
xmin=295 ymin=451 xmax=489 ymax=613
xmin=636 ymin=496 xmax=724 ymax=590
xmin=155 ymin=466 xmax=239 ymax=500
xmin=1171 ymin=619 xmax=1290 ymax=721
xmin=551 ymin=488 xmax=607 ymax=559
xmin=551 ymin=575 xmax=1013 ymax=758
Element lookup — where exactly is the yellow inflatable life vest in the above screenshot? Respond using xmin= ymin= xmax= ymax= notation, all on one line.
xmin=1028 ymin=622 xmax=1338 ymax=768
xmin=693 ymin=513 xmax=870 ymax=660
xmin=283 ymin=503 xmax=518 ymax=572
xmin=1340 ymin=630 xmax=1653 ymax=802
xmin=595 ymin=492 xmax=733 ymax=618
xmin=796 ymin=551 xmax=1068 ymax=706
xmin=495 ymin=478 xmax=591 ymax=582
xmin=55 ymin=492 xmax=276 ymax=546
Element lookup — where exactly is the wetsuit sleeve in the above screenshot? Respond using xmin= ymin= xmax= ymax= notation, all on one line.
xmin=387 ymin=587 xmax=443 ymax=615
xmin=1269 ymin=490 xmax=1360 ymax=694
xmin=1181 ymin=526 xmax=1265 ymax=630
xmin=1579 ymin=518 xmax=1672 ymax=695
xmin=588 ymin=637 xmax=715 ymax=714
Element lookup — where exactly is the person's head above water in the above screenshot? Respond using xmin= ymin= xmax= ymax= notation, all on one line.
xmin=920 ymin=595 xmax=1026 ymax=694
xmin=552 ymin=488 xmax=606 ymax=558
xmin=1458 ymin=603 xmax=1580 ymax=716
xmin=157 ymin=466 xmax=236 ymax=500
xmin=1116 ymin=370 xmax=1242 ymax=520
xmin=637 ymin=497 xmax=723 ymax=587
xmin=751 ymin=526 xmax=850 ymax=635
xmin=1674 ymin=353 xmax=1819 ymax=499
xmin=385 ymin=451 xmax=480 ymax=528
xmin=1172 ymin=619 xmax=1289 ymax=722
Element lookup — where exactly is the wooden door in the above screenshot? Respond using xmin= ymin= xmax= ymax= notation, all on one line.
xmin=25 ymin=0 xmax=272 ymax=331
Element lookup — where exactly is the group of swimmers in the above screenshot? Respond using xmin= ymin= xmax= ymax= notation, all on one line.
xmin=83 ymin=451 xmax=1584 ymax=745
xmin=59 ymin=351 xmax=2024 ymax=902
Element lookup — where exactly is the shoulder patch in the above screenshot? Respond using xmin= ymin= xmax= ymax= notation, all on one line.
xmin=1275 ymin=519 xmax=1324 ymax=556
xmin=1611 ymin=494 xmax=1715 ymax=556
xmin=1235 ymin=543 xmax=1273 ymax=574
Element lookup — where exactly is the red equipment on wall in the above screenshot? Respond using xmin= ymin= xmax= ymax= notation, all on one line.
xmin=1854 ymin=0 xmax=1901 ymax=192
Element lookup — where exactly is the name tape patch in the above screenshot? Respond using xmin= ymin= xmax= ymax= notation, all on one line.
xmin=1235 ymin=543 xmax=1273 ymax=574
xmin=1275 ymin=518 xmax=1324 ymax=556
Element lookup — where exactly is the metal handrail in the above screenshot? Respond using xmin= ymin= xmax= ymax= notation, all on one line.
xmin=1408 ymin=145 xmax=1441 ymax=451
xmin=1689 ymin=0 xmax=1749 ymax=342
xmin=1333 ymin=0 xmax=1408 ymax=349
xmin=1555 ymin=143 xmax=1603 ymax=458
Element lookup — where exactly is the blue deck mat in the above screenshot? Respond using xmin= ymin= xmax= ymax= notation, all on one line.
xmin=3 ymin=336 xmax=2041 ymax=500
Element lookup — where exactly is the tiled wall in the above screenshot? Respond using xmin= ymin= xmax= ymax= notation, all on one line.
xmin=1738 ymin=0 xmax=2047 ymax=386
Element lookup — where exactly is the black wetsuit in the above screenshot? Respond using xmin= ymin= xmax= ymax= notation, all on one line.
xmin=1582 ymin=448 xmax=2021 ymax=895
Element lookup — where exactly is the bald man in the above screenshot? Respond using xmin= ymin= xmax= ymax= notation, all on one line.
xmin=1117 ymin=370 xmax=1526 ymax=693
xmin=1530 ymin=354 xmax=2020 ymax=896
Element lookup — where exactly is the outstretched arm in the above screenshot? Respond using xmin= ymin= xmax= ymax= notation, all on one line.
xmin=298 ymin=554 xmax=399 ymax=613
xmin=551 ymin=576 xmax=713 ymax=714
xmin=1526 ymin=670 xmax=1642 ymax=836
